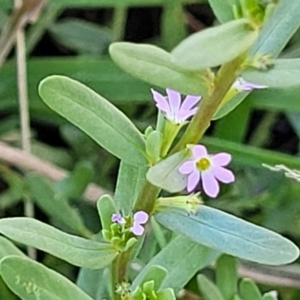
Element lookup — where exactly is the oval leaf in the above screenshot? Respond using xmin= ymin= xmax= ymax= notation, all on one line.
xmin=172 ymin=19 xmax=258 ymax=70
xmin=39 ymin=75 xmax=146 ymax=166
xmin=243 ymin=59 xmax=300 ymax=88
xmin=0 ymin=218 xmax=117 ymax=269
xmin=155 ymin=206 xmax=299 ymax=265
xmin=133 ymin=235 xmax=220 ymax=293
xmin=109 ymin=42 xmax=208 ymax=96
xmin=146 ymin=151 xmax=188 ymax=193
xmin=0 ymin=256 xmax=93 ymax=300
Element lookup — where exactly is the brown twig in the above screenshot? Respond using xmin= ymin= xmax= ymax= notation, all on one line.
xmin=0 ymin=141 xmax=107 ymax=204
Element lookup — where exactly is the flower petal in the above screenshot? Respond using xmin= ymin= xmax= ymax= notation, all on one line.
xmin=134 ymin=211 xmax=149 ymax=224
xmin=202 ymin=170 xmax=220 ymax=198
xmin=177 ymin=107 xmax=198 ymax=122
xmin=131 ymin=223 xmax=145 ymax=236
xmin=192 ymin=145 xmax=208 ymax=160
xmin=213 ymin=167 xmax=235 ymax=183
xmin=187 ymin=171 xmax=200 ymax=192
xmin=211 ymin=153 xmax=231 ymax=166
xmin=181 ymin=95 xmax=201 ymax=111
xmin=179 ymin=161 xmax=195 ymax=174
xmin=166 ymin=88 xmax=181 ymax=114
xmin=151 ymin=89 xmax=171 ymax=114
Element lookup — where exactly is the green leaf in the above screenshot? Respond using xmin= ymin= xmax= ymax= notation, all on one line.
xmin=155 ymin=206 xmax=299 ymax=265
xmin=0 ymin=237 xmax=26 ymax=259
xmin=243 ymin=59 xmax=300 ymax=88
xmin=109 ymin=42 xmax=207 ymax=96
xmin=39 ymin=75 xmax=147 ymax=165
xmin=216 ymin=255 xmax=237 ymax=300
xmin=0 ymin=256 xmax=93 ymax=300
xmin=0 ymin=218 xmax=117 ymax=269
xmin=198 ymin=274 xmax=224 ymax=300
xmin=55 ymin=161 xmax=94 ymax=199
xmin=157 ymin=288 xmax=176 ymax=300
xmin=172 ymin=19 xmax=257 ymax=70
xmin=262 ymin=292 xmax=277 ymax=300
xmin=115 ymin=161 xmax=148 ymax=214
xmin=202 ymin=136 xmax=300 ymax=169
xmin=133 ymin=235 xmax=220 ymax=293
xmin=208 ymin=0 xmax=237 ymax=23
xmin=146 ymin=150 xmax=188 ymax=193
xmin=97 ymin=195 xmax=116 ymax=231
xmin=27 ymin=174 xmax=89 ymax=237
xmin=49 ymin=18 xmax=111 ymax=55
xmin=239 ymin=279 xmax=262 ymax=300
xmin=212 ymin=92 xmax=249 ymax=120
xmin=77 ymin=267 xmax=110 ymax=300
xmin=146 ymin=130 xmax=163 ymax=162
xmin=250 ymin=0 xmax=300 ymax=57
xmin=132 ymin=265 xmax=168 ymax=291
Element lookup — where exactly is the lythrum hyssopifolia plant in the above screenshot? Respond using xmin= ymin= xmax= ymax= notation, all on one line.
xmin=0 ymin=1 xmax=300 ymax=299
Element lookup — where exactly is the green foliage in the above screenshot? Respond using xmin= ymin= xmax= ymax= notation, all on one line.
xmin=155 ymin=206 xmax=299 ymax=265
xmin=0 ymin=218 xmax=117 ymax=269
xmin=172 ymin=19 xmax=258 ymax=70
xmin=207 ymin=0 xmax=237 ymax=23
xmin=114 ymin=162 xmax=148 ymax=214
xmin=239 ymin=279 xmax=262 ymax=300
xmin=49 ymin=19 xmax=111 ymax=55
xmin=146 ymin=150 xmax=188 ymax=193
xmin=133 ymin=235 xmax=220 ymax=293
xmin=39 ymin=75 xmax=147 ymax=165
xmin=0 ymin=256 xmax=93 ymax=300
xmin=27 ymin=174 xmax=89 ymax=236
xmin=216 ymin=255 xmax=238 ymax=300
xmin=198 ymin=274 xmax=225 ymax=300
xmin=110 ymin=42 xmax=208 ymax=96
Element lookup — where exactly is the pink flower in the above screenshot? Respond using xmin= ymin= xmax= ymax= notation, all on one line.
xmin=233 ymin=77 xmax=267 ymax=92
xmin=130 ymin=211 xmax=148 ymax=236
xmin=178 ymin=145 xmax=235 ymax=198
xmin=151 ymin=88 xmax=201 ymax=124
xmin=111 ymin=213 xmax=125 ymax=225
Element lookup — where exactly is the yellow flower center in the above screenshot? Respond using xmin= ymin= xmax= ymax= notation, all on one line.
xmin=196 ymin=158 xmax=210 ymax=171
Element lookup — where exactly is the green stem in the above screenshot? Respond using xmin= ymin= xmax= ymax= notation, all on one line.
xmin=161 ymin=121 xmax=182 ymax=157
xmin=171 ymin=55 xmax=245 ymax=152
xmin=134 ymin=181 xmax=160 ymax=214
xmin=111 ymin=256 xmax=121 ymax=300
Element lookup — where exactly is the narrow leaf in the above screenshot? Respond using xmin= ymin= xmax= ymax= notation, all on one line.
xmin=243 ymin=59 xmax=300 ymax=88
xmin=216 ymin=255 xmax=237 ymax=300
xmin=250 ymin=0 xmax=300 ymax=57
xmin=39 ymin=75 xmax=147 ymax=165
xmin=155 ymin=206 xmax=299 ymax=265
xmin=27 ymin=174 xmax=89 ymax=236
xmin=132 ymin=265 xmax=168 ymax=291
xmin=172 ymin=19 xmax=257 ymax=70
xmin=198 ymin=274 xmax=224 ymax=300
xmin=208 ymin=0 xmax=237 ymax=23
xmin=239 ymin=279 xmax=262 ymax=300
xmin=97 ymin=195 xmax=116 ymax=231
xmin=115 ymin=161 xmax=148 ymax=214
xmin=0 ymin=237 xmax=26 ymax=259
xmin=0 ymin=218 xmax=117 ymax=269
xmin=109 ymin=42 xmax=208 ymax=96
xmin=133 ymin=235 xmax=220 ymax=293
xmin=0 ymin=256 xmax=93 ymax=300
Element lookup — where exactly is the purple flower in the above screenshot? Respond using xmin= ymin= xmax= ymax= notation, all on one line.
xmin=233 ymin=77 xmax=267 ymax=92
xmin=130 ymin=211 xmax=149 ymax=236
xmin=151 ymin=88 xmax=201 ymax=124
xmin=178 ymin=145 xmax=235 ymax=198
xmin=111 ymin=213 xmax=125 ymax=225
